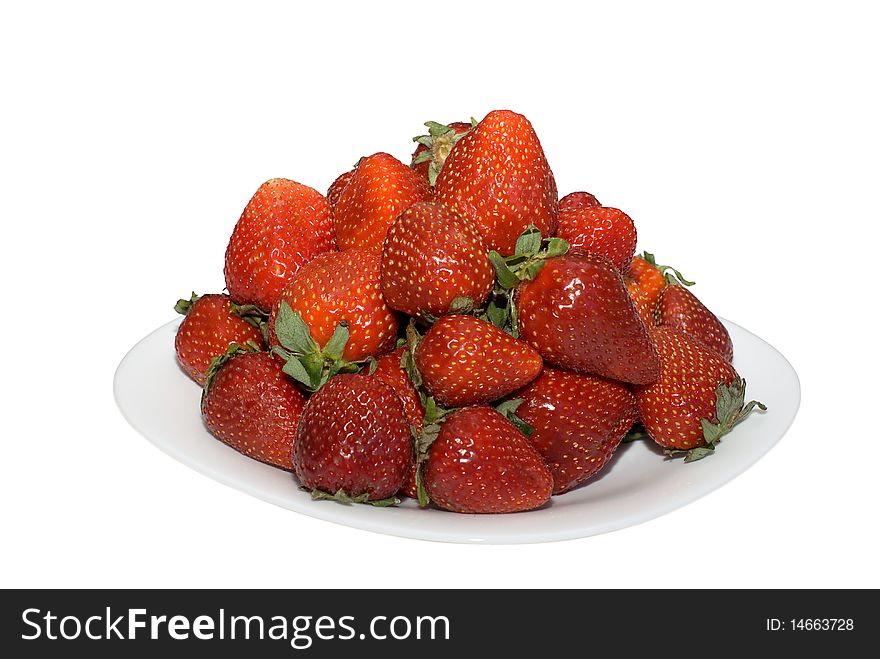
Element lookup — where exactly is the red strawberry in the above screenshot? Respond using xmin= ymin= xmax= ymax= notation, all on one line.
xmin=424 ymin=406 xmax=553 ymax=513
xmin=293 ymin=374 xmax=412 ymax=502
xmin=626 ymin=254 xmax=668 ymax=309
xmin=514 ymin=368 xmax=638 ymax=494
xmin=380 ymin=201 xmax=494 ymax=320
xmin=225 ymin=178 xmax=336 ymax=310
xmin=435 ymin=109 xmax=558 ymax=256
xmin=174 ymin=293 xmax=265 ymax=386
xmin=658 ymin=285 xmax=733 ymax=362
xmin=559 ymin=191 xmax=601 ymax=212
xmin=636 ymin=327 xmax=764 ymax=461
xmin=415 ymin=315 xmax=543 ymax=407
xmin=557 ymin=206 xmax=637 ymax=273
xmin=269 ymin=248 xmax=398 ymax=362
xmin=201 ymin=348 xmax=306 ymax=470
xmin=517 ymin=252 xmax=660 ymax=384
xmin=411 ymin=121 xmax=473 ymax=185
xmin=368 ymin=346 xmax=424 ymax=499
xmin=369 ymin=347 xmax=424 ymax=428
xmin=327 ymin=167 xmax=355 ymax=210
xmin=333 ymin=152 xmax=431 ymax=250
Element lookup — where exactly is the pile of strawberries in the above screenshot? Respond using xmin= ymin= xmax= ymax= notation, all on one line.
xmin=174 ymin=110 xmax=765 ymax=514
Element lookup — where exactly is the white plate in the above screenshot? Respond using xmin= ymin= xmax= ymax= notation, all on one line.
xmin=114 ymin=318 xmax=799 ymax=544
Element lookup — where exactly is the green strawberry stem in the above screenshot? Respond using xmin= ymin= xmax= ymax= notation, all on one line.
xmin=309 ymin=488 xmax=400 ymax=507
xmin=174 ymin=292 xmax=199 ymax=315
xmin=666 ymin=377 xmax=767 ymax=462
xmin=411 ymin=120 xmax=473 ymax=186
xmin=481 ymin=224 xmax=569 ymax=336
xmin=272 ymin=301 xmax=367 ymax=392
xmin=200 ymin=341 xmax=261 ymax=404
xmin=229 ymin=300 xmax=270 ymax=331
xmin=621 ymin=424 xmax=650 ymax=443
xmin=495 ymin=398 xmax=534 ymax=437
xmin=641 ymin=251 xmax=695 ymax=287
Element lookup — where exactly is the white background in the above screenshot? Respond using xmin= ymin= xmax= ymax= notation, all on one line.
xmin=2 ymin=1 xmax=878 ymax=588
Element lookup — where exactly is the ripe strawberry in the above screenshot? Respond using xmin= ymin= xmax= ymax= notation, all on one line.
xmin=658 ymin=285 xmax=734 ymax=362
xmin=424 ymin=406 xmax=553 ymax=513
xmin=380 ymin=201 xmax=494 ymax=320
xmin=435 ymin=109 xmax=558 ymax=256
xmin=327 ymin=167 xmax=355 ymax=210
xmin=369 ymin=347 xmax=424 ymax=428
xmin=411 ymin=121 xmax=473 ymax=185
xmin=225 ymin=178 xmax=336 ymax=310
xmin=517 ymin=252 xmax=660 ymax=384
xmin=559 ymin=191 xmax=601 ymax=212
xmin=625 ymin=252 xmax=694 ymax=327
xmin=635 ymin=327 xmax=764 ymax=461
xmin=368 ymin=346 xmax=424 ymax=499
xmin=557 ymin=206 xmax=637 ymax=273
xmin=514 ymin=368 xmax=638 ymax=494
xmin=333 ymin=152 xmax=431 ymax=250
xmin=293 ymin=374 xmax=412 ymax=502
xmin=415 ymin=315 xmax=543 ymax=407
xmin=201 ymin=348 xmax=306 ymax=470
xmin=174 ymin=293 xmax=265 ymax=386
xmin=269 ymin=248 xmax=398 ymax=363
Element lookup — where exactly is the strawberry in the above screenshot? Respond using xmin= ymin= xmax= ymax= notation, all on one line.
xmin=293 ymin=373 xmax=412 ymax=503
xmin=435 ymin=109 xmax=558 ymax=256
xmin=514 ymin=368 xmax=638 ymax=494
xmin=225 ymin=178 xmax=336 ymax=310
xmin=423 ymin=406 xmax=553 ymax=513
xmin=625 ymin=252 xmax=694 ymax=327
xmin=658 ymin=285 xmax=734 ymax=362
xmin=517 ymin=252 xmax=660 ymax=384
xmin=327 ymin=167 xmax=355 ymax=210
xmin=411 ymin=120 xmax=474 ymax=185
xmin=201 ymin=347 xmax=306 ymax=470
xmin=635 ymin=327 xmax=765 ymax=461
xmin=174 ymin=293 xmax=265 ymax=386
xmin=368 ymin=346 xmax=424 ymax=499
xmin=369 ymin=347 xmax=424 ymax=428
xmin=558 ymin=191 xmax=601 ymax=212
xmin=333 ymin=152 xmax=431 ymax=250
xmin=269 ymin=248 xmax=398 ymax=365
xmin=557 ymin=206 xmax=637 ymax=273
xmin=415 ymin=315 xmax=543 ymax=407
xmin=380 ymin=201 xmax=494 ymax=320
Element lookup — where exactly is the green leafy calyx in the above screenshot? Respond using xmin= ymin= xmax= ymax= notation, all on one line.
xmin=272 ymin=301 xmax=364 ymax=392
xmin=642 ymin=251 xmax=695 ymax=287
xmin=411 ymin=120 xmax=472 ymax=186
xmin=665 ymin=377 xmax=767 ymax=462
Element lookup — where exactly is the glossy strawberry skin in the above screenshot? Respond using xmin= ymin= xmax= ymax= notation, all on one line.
xmin=327 ymin=168 xmax=355 ymax=210
xmin=558 ymin=206 xmax=637 ymax=274
xmin=175 ymin=294 xmax=264 ymax=386
xmin=368 ymin=347 xmax=424 ymax=498
xmin=380 ymin=202 xmax=494 ymax=320
xmin=411 ymin=121 xmax=473 ymax=182
xmin=517 ymin=253 xmax=660 ymax=384
xmin=635 ymin=327 xmax=737 ymax=449
xmin=293 ymin=374 xmax=412 ymax=500
xmin=416 ymin=315 xmax=543 ymax=407
xmin=225 ymin=178 xmax=336 ymax=310
xmin=435 ymin=110 xmax=558 ymax=256
xmin=201 ymin=351 xmax=306 ymax=470
xmin=333 ymin=152 xmax=431 ymax=250
xmin=558 ymin=191 xmax=601 ymax=212
xmin=424 ymin=406 xmax=553 ymax=514
xmin=269 ymin=248 xmax=398 ymax=361
xmin=514 ymin=368 xmax=638 ymax=494
xmin=658 ymin=285 xmax=734 ymax=362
